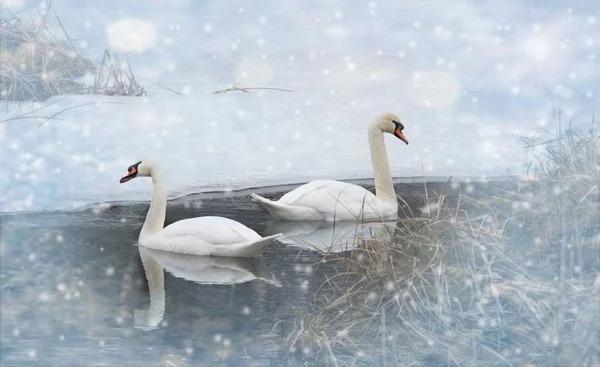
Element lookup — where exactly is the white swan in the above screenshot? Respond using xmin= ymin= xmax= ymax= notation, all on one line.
xmin=134 ymin=247 xmax=279 ymax=330
xmin=251 ymin=112 xmax=409 ymax=221
xmin=119 ymin=160 xmax=281 ymax=256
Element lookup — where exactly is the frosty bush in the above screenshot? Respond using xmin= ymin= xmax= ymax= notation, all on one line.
xmin=276 ymin=119 xmax=599 ymax=367
xmin=0 ymin=2 xmax=145 ymax=102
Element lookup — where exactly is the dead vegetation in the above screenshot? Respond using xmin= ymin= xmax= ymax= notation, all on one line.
xmin=275 ymin=116 xmax=600 ymax=366
xmin=213 ymin=80 xmax=293 ymax=95
xmin=0 ymin=2 xmax=145 ymax=102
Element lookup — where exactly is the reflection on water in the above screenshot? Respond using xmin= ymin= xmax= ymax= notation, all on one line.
xmin=135 ymin=247 xmax=281 ymax=331
xmin=0 ymin=192 xmax=320 ymax=366
xmin=264 ymin=220 xmax=397 ymax=253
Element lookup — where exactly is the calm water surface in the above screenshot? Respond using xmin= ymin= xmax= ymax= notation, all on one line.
xmin=2 ymin=181 xmax=431 ymax=367
xmin=2 ymin=181 xmax=597 ymax=367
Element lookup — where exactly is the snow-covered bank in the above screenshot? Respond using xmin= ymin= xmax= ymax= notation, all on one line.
xmin=1 ymin=93 xmax=525 ymax=213
xmin=1 ymin=0 xmax=597 ymax=213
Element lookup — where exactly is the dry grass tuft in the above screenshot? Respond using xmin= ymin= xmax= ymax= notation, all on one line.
xmin=276 ymin=118 xmax=600 ymax=367
xmin=92 ymin=50 xmax=146 ymax=97
xmin=0 ymin=2 xmax=145 ymax=101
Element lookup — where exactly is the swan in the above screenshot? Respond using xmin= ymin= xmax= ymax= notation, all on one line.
xmin=119 ymin=160 xmax=281 ymax=256
xmin=251 ymin=112 xmax=409 ymax=221
xmin=135 ymin=247 xmax=279 ymax=330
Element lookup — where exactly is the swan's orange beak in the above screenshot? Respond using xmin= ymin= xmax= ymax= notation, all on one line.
xmin=394 ymin=126 xmax=409 ymax=145
xmin=120 ymin=166 xmax=137 ymax=183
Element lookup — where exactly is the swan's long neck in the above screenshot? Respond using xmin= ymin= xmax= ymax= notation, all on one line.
xmin=140 ymin=169 xmax=167 ymax=240
xmin=368 ymin=121 xmax=397 ymax=204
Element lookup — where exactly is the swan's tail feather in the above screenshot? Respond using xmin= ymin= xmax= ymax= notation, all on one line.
xmin=211 ymin=233 xmax=282 ymax=257
xmin=251 ymin=193 xmax=285 ymax=218
xmin=250 ymin=193 xmax=323 ymax=221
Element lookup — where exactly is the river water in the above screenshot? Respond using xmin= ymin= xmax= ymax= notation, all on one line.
xmin=1 ymin=180 xmax=598 ymax=367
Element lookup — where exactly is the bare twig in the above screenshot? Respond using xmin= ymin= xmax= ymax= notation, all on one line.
xmin=213 ymin=83 xmax=293 ymax=94
xmin=137 ymin=76 xmax=183 ymax=96
xmin=0 ymin=100 xmax=121 ymax=126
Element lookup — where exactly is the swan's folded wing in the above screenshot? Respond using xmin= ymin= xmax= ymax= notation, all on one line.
xmin=279 ymin=180 xmax=378 ymax=218
xmin=158 ymin=216 xmax=260 ymax=245
xmin=142 ymin=233 xmax=215 ymax=255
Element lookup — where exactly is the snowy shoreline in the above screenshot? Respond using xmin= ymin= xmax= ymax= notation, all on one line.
xmin=0 ymin=175 xmax=511 ymax=215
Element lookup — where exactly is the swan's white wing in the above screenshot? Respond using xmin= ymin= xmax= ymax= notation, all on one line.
xmin=157 ymin=216 xmax=260 ymax=245
xmin=141 ymin=216 xmax=279 ymax=256
xmin=279 ymin=180 xmax=378 ymax=219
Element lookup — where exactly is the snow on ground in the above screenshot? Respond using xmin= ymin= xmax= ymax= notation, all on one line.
xmin=0 ymin=0 xmax=598 ymax=212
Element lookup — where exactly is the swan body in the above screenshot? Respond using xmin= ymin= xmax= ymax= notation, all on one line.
xmin=251 ymin=112 xmax=409 ymax=221
xmin=120 ymin=160 xmax=281 ymax=256
xmin=142 ymin=216 xmax=280 ymax=257
xmin=251 ymin=180 xmax=393 ymax=221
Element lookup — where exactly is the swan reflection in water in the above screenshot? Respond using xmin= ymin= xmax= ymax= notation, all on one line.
xmin=134 ymin=246 xmax=280 ymax=331
xmin=262 ymin=219 xmax=398 ymax=253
